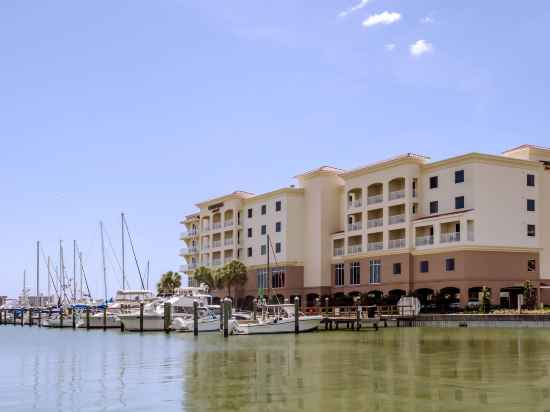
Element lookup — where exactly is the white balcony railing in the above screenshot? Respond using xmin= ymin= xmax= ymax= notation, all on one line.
xmin=334 ymin=247 xmax=345 ymax=256
xmin=367 ymin=194 xmax=383 ymax=205
xmin=202 ymin=225 xmax=210 ymax=232
xmin=181 ymin=229 xmax=198 ymax=239
xmin=388 ymin=214 xmax=406 ymax=225
xmin=347 ymin=222 xmax=362 ymax=232
xmin=347 ymin=245 xmax=362 ymax=255
xmin=212 ymin=240 xmax=222 ymax=248
xmin=202 ymin=244 xmax=210 ymax=251
xmin=388 ymin=239 xmax=406 ymax=249
xmin=389 ymin=190 xmax=405 ymax=201
xmin=440 ymin=232 xmax=461 ymax=243
xmin=201 ymin=260 xmax=210 ymax=267
xmin=212 ymin=222 xmax=222 ymax=230
xmin=415 ymin=235 xmax=434 ymax=246
xmin=224 ymin=238 xmax=234 ymax=246
xmin=212 ymin=259 xmax=222 ymax=267
xmin=348 ymin=200 xmax=362 ymax=209
xmin=367 ymin=242 xmax=383 ymax=251
xmin=367 ymin=218 xmax=383 ymax=228
xmin=224 ymin=220 xmax=234 ymax=228
xmin=181 ymin=262 xmax=198 ymax=271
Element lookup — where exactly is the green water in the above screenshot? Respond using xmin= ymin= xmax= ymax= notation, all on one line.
xmin=1 ymin=326 xmax=550 ymax=411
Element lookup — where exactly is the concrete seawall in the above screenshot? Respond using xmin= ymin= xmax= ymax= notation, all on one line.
xmin=414 ymin=314 xmax=550 ymax=328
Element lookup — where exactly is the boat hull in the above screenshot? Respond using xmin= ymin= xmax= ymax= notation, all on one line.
xmin=76 ymin=315 xmax=121 ymax=329
xmin=231 ymin=316 xmax=321 ymax=335
xmin=171 ymin=317 xmax=219 ymax=332
xmin=118 ymin=314 xmax=167 ymax=331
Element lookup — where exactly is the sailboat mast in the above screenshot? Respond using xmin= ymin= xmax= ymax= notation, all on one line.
xmin=59 ymin=240 xmax=64 ymax=305
xmin=23 ymin=269 xmax=26 ymax=304
xmin=73 ymin=240 xmax=76 ymax=302
xmin=100 ymin=221 xmax=108 ymax=303
xmin=47 ymin=256 xmax=51 ymax=304
xmin=146 ymin=260 xmax=150 ymax=291
xmin=121 ymin=212 xmax=125 ymax=290
xmin=79 ymin=251 xmax=83 ymax=299
xmin=36 ymin=240 xmax=40 ymax=306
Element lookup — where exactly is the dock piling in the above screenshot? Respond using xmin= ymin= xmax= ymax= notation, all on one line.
xmin=60 ymin=310 xmax=64 ymax=328
xmin=294 ymin=297 xmax=299 ymax=334
xmin=252 ymin=299 xmax=257 ymax=321
xmin=164 ymin=302 xmax=172 ymax=333
xmin=28 ymin=308 xmax=33 ymax=326
xmin=86 ymin=307 xmax=90 ymax=330
xmin=223 ymin=298 xmax=230 ymax=338
xmin=72 ymin=309 xmax=76 ymax=329
xmin=139 ymin=302 xmax=144 ymax=333
xmin=193 ymin=300 xmax=198 ymax=336
xmin=21 ymin=309 xmax=24 ymax=326
xmin=38 ymin=308 xmax=41 ymax=328
xmin=103 ymin=306 xmax=107 ymax=331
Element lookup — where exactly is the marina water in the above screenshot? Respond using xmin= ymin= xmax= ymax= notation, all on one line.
xmin=1 ymin=327 xmax=550 ymax=411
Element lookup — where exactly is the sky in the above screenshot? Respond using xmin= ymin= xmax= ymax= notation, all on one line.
xmin=1 ymin=1 xmax=549 ymax=299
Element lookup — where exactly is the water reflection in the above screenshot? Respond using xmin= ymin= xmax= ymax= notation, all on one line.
xmin=2 ymin=328 xmax=550 ymax=411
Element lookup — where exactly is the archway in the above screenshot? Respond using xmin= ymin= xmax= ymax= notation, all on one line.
xmin=415 ymin=288 xmax=434 ymax=308
xmin=306 ymin=293 xmax=320 ymax=307
xmin=387 ymin=289 xmax=406 ymax=305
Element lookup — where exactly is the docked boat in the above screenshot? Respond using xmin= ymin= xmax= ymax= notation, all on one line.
xmin=171 ymin=306 xmax=220 ymax=332
xmin=76 ymin=310 xmax=121 ymax=329
xmin=229 ymin=304 xmax=321 ymax=335
xmin=44 ymin=312 xmax=77 ymax=328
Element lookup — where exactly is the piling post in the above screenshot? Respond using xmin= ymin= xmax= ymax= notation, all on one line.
xmin=164 ymin=302 xmax=172 ymax=333
xmin=60 ymin=309 xmax=64 ymax=328
xmin=103 ymin=306 xmax=107 ymax=331
xmin=13 ymin=310 xmax=17 ymax=326
xmin=252 ymin=298 xmax=257 ymax=321
xmin=38 ymin=307 xmax=41 ymax=328
xmin=223 ymin=298 xmax=230 ymax=338
xmin=29 ymin=308 xmax=33 ymax=327
xmin=294 ymin=297 xmax=300 ymax=334
xmin=355 ymin=298 xmax=361 ymax=331
xmin=139 ymin=302 xmax=144 ymax=333
xmin=72 ymin=308 xmax=76 ymax=329
xmin=86 ymin=307 xmax=90 ymax=330
xmin=219 ymin=300 xmax=224 ymax=331
xmin=21 ymin=309 xmax=25 ymax=326
xmin=193 ymin=300 xmax=199 ymax=336
xmin=324 ymin=297 xmax=329 ymax=330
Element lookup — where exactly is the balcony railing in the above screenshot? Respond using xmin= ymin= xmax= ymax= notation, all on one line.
xmin=367 ymin=194 xmax=383 ymax=205
xmin=333 ymin=247 xmax=345 ymax=257
xmin=367 ymin=218 xmax=383 ymax=228
xmin=200 ymin=260 xmax=210 ymax=267
xmin=347 ymin=222 xmax=362 ymax=232
xmin=224 ymin=238 xmax=234 ymax=246
xmin=212 ymin=259 xmax=222 ymax=267
xmin=202 ymin=225 xmax=210 ymax=232
xmin=440 ymin=232 xmax=461 ymax=243
xmin=212 ymin=240 xmax=222 ymax=248
xmin=388 ymin=239 xmax=406 ymax=249
xmin=181 ymin=229 xmax=198 ymax=239
xmin=389 ymin=189 xmax=405 ymax=201
xmin=389 ymin=214 xmax=406 ymax=225
xmin=212 ymin=222 xmax=222 ymax=230
xmin=202 ymin=244 xmax=210 ymax=251
xmin=347 ymin=245 xmax=362 ymax=255
xmin=224 ymin=220 xmax=234 ymax=228
xmin=415 ymin=235 xmax=434 ymax=246
xmin=367 ymin=242 xmax=383 ymax=251
xmin=348 ymin=200 xmax=362 ymax=209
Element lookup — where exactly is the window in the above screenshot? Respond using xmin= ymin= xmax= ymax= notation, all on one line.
xmin=261 ymin=205 xmax=267 ymax=215
xmin=445 ymin=258 xmax=455 ymax=272
xmin=527 ymin=174 xmax=535 ymax=187
xmin=455 ymin=170 xmax=465 ymax=184
xmin=247 ymin=247 xmax=252 ymax=257
xmin=261 ymin=245 xmax=267 ymax=255
xmin=412 ymin=204 xmax=417 ymax=215
xmin=261 ymin=225 xmax=267 ymax=235
xmin=430 ymin=176 xmax=438 ymax=189
xmin=272 ymin=268 xmax=285 ymax=289
xmin=247 ymin=208 xmax=253 ymax=218
xmin=430 ymin=201 xmax=438 ymax=214
xmin=392 ymin=262 xmax=401 ymax=276
xmin=527 ymin=199 xmax=536 ymax=212
xmin=420 ymin=260 xmax=429 ymax=273
xmin=350 ymin=262 xmax=361 ymax=285
xmin=275 ymin=242 xmax=281 ymax=253
xmin=528 ymin=259 xmax=536 ymax=272
xmin=275 ymin=222 xmax=282 ymax=232
xmin=527 ymin=224 xmax=536 ymax=237
xmin=369 ymin=260 xmax=381 ymax=284
xmin=247 ymin=228 xmax=252 ymax=238
xmin=275 ymin=201 xmax=282 ymax=212
xmin=455 ymin=196 xmax=465 ymax=210
xmin=256 ymin=269 xmax=268 ymax=289
xmin=335 ymin=264 xmax=344 ymax=286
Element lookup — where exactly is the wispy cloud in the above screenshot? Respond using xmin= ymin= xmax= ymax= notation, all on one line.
xmin=420 ymin=16 xmax=434 ymax=24
xmin=362 ymin=11 xmax=402 ymax=28
xmin=410 ymin=40 xmax=434 ymax=57
xmin=385 ymin=43 xmax=396 ymax=52
xmin=338 ymin=0 xmax=370 ymax=18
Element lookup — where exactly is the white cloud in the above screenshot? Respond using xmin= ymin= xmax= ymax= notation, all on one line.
xmin=385 ymin=43 xmax=396 ymax=51
xmin=410 ymin=40 xmax=434 ymax=57
xmin=362 ymin=11 xmax=402 ymax=28
xmin=338 ymin=0 xmax=370 ymax=18
xmin=420 ymin=16 xmax=434 ymax=24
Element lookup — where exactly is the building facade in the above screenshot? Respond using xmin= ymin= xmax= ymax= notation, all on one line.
xmin=180 ymin=145 xmax=550 ymax=307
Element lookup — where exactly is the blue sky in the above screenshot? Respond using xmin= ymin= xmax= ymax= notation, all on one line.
xmin=1 ymin=1 xmax=549 ymax=299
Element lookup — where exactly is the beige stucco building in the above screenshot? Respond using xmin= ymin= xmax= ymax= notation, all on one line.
xmin=180 ymin=145 xmax=550 ymax=307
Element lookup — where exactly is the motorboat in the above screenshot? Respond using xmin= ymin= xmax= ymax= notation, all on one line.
xmin=76 ymin=310 xmax=121 ymax=329
xmin=229 ymin=304 xmax=321 ymax=335
xmin=171 ymin=306 xmax=220 ymax=332
xmin=119 ymin=287 xmax=211 ymax=332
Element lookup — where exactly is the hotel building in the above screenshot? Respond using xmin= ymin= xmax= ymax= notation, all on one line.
xmin=180 ymin=145 xmax=550 ymax=307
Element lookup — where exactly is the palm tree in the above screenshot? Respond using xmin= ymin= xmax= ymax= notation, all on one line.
xmin=194 ymin=266 xmax=225 ymax=292
xmin=222 ymin=260 xmax=247 ymax=299
xmin=156 ymin=271 xmax=181 ymax=296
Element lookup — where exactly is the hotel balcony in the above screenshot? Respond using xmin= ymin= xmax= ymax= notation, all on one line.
xmin=347 ymin=244 xmax=362 ymax=255
xmin=179 ymin=247 xmax=198 ymax=256
xmin=416 ymin=235 xmax=434 ymax=246
xmin=367 ymin=242 xmax=383 ymax=251
xmin=347 ymin=188 xmax=363 ymax=210
xmin=367 ymin=194 xmax=383 ymax=205
xmin=181 ymin=262 xmax=198 ymax=272
xmin=201 ymin=244 xmax=210 ymax=251
xmin=224 ymin=238 xmax=234 ymax=247
xmin=333 ymin=247 xmax=345 ymax=257
xmin=202 ymin=225 xmax=211 ymax=232
xmin=224 ymin=220 xmax=234 ymax=228
xmin=212 ymin=259 xmax=222 ymax=267
xmin=347 ymin=221 xmax=362 ymax=232
xmin=440 ymin=232 xmax=461 ymax=243
xmin=367 ymin=218 xmax=383 ymax=229
xmin=212 ymin=222 xmax=222 ymax=231
xmin=388 ymin=238 xmax=406 ymax=249
xmin=388 ymin=214 xmax=405 ymax=225
xmin=388 ymin=190 xmax=405 ymax=201
xmin=180 ymin=228 xmax=198 ymax=239
xmin=348 ymin=199 xmax=362 ymax=209
xmin=212 ymin=240 xmax=222 ymax=248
